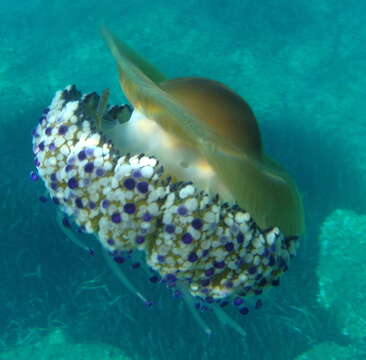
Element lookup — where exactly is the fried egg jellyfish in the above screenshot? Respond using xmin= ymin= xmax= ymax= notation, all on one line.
xmin=31 ymin=28 xmax=304 ymax=337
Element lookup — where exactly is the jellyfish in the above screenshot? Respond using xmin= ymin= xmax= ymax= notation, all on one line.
xmin=31 ymin=27 xmax=304 ymax=337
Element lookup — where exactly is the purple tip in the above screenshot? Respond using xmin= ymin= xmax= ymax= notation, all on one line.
xmin=220 ymin=300 xmax=229 ymax=307
xmin=165 ymin=274 xmax=177 ymax=282
xmin=77 ymin=225 xmax=86 ymax=233
xmin=255 ymin=299 xmax=263 ymax=309
xmin=142 ymin=212 xmax=152 ymax=222
xmin=102 ymin=199 xmax=110 ymax=209
xmin=182 ymin=232 xmax=193 ymax=244
xmin=62 ymin=217 xmax=71 ymax=228
xmin=144 ymin=300 xmax=153 ymax=308
xmin=237 ymin=233 xmax=244 ymax=243
xmin=202 ymin=249 xmax=209 ymax=257
xmin=204 ymin=268 xmax=215 ymax=277
xmin=224 ymin=280 xmax=233 ymax=288
xmin=268 ymin=255 xmax=275 ymax=266
xmin=239 ymin=307 xmax=249 ymax=315
xmin=96 ymin=168 xmax=105 ymax=177
xmin=173 ymin=290 xmax=182 ymax=298
xmin=78 ymin=150 xmax=87 ymax=161
xmin=123 ymin=203 xmax=136 ymax=214
xmin=137 ymin=181 xmax=149 ymax=194
xmin=233 ymin=297 xmax=244 ymax=306
xmin=75 ymin=198 xmax=83 ymax=209
xmin=132 ymin=169 xmax=142 ymax=178
xmin=191 ymin=218 xmax=203 ymax=230
xmin=67 ymin=177 xmax=78 ymax=189
xmin=188 ymin=252 xmax=198 ymax=262
xmin=58 ymin=125 xmax=68 ymax=135
xmin=123 ymin=178 xmax=136 ymax=190
xmin=213 ymin=260 xmax=225 ymax=269
xmin=165 ymin=224 xmax=175 ymax=234
xmin=111 ymin=213 xmax=121 ymax=224
xmin=177 ymin=205 xmax=188 ymax=216
xmin=29 ymin=171 xmax=39 ymax=181
xmin=39 ymin=195 xmax=48 ymax=203
xmin=89 ymin=201 xmax=96 ymax=209
xmin=149 ymin=275 xmax=159 ymax=283
xmin=114 ymin=256 xmax=125 ymax=264
xmin=248 ymin=266 xmax=257 ymax=275
xmin=38 ymin=142 xmax=45 ymax=151
xmin=84 ymin=162 xmax=94 ymax=173
xmin=262 ymin=248 xmax=270 ymax=257
xmin=107 ymin=238 xmax=115 ymax=246
xmin=135 ymin=235 xmax=145 ymax=244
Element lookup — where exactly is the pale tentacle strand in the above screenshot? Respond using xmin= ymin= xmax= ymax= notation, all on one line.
xmin=181 ymin=288 xmax=212 ymax=336
xmin=56 ymin=211 xmax=91 ymax=253
xmin=213 ymin=306 xmax=247 ymax=338
xmin=102 ymin=248 xmax=149 ymax=305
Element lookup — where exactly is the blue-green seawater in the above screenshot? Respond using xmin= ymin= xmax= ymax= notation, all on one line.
xmin=1 ymin=0 xmax=365 ymax=359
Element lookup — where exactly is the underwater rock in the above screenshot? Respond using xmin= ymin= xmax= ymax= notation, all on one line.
xmin=317 ymin=209 xmax=366 ymax=340
xmin=294 ymin=342 xmax=363 ymax=360
xmin=0 ymin=327 xmax=130 ymax=360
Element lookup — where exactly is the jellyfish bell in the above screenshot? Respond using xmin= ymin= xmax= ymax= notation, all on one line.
xmin=31 ymin=27 xmax=304 ymax=337
xmin=101 ymin=26 xmax=305 ymax=237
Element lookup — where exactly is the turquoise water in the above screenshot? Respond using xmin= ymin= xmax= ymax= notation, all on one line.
xmin=1 ymin=0 xmax=365 ymax=359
